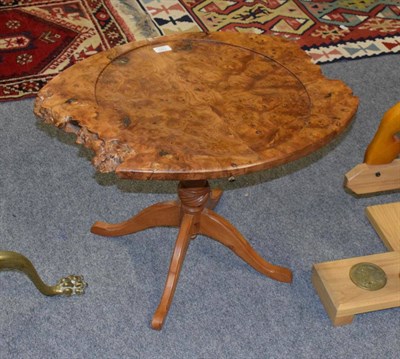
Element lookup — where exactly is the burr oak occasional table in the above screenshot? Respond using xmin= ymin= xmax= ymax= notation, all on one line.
xmin=34 ymin=32 xmax=358 ymax=330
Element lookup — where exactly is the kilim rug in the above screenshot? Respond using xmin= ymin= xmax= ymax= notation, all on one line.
xmin=0 ymin=0 xmax=158 ymax=101
xmin=1 ymin=1 xmax=400 ymax=101
xmin=138 ymin=0 xmax=400 ymax=63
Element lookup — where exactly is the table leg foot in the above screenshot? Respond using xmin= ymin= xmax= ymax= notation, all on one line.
xmin=199 ymin=209 xmax=292 ymax=283
xmin=91 ymin=201 xmax=180 ymax=237
xmin=151 ymin=214 xmax=194 ymax=330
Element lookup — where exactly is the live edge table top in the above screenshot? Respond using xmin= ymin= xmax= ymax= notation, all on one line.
xmin=34 ymin=32 xmax=359 ymax=181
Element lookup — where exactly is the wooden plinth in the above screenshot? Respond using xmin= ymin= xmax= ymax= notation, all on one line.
xmin=344 ymin=160 xmax=400 ymax=195
xmin=312 ymin=202 xmax=400 ymax=326
xmin=366 ymin=202 xmax=400 ymax=252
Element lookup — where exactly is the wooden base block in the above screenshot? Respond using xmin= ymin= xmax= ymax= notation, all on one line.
xmin=344 ymin=160 xmax=400 ymax=195
xmin=313 ymin=201 xmax=400 ymax=326
xmin=312 ymin=252 xmax=400 ymax=326
xmin=366 ymin=202 xmax=400 ymax=251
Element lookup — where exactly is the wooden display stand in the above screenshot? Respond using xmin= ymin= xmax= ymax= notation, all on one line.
xmin=344 ymin=102 xmax=400 ymax=195
xmin=366 ymin=203 xmax=400 ymax=252
xmin=312 ymin=202 xmax=400 ymax=326
xmin=314 ymin=103 xmax=400 ymax=326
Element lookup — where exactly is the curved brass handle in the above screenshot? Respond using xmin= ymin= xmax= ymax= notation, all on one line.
xmin=364 ymin=102 xmax=400 ymax=165
xmin=0 ymin=251 xmax=87 ymax=296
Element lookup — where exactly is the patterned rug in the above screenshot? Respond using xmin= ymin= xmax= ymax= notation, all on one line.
xmin=138 ymin=0 xmax=400 ymax=63
xmin=0 ymin=0 xmax=158 ymax=102
xmin=1 ymin=1 xmax=399 ymax=101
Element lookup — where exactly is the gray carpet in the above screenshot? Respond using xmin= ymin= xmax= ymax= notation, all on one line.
xmin=1 ymin=53 xmax=399 ymax=358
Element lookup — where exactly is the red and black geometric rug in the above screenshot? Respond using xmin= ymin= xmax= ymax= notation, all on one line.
xmin=1 ymin=0 xmax=400 ymax=102
xmin=0 ymin=0 xmax=157 ymax=102
xmin=139 ymin=0 xmax=400 ymax=63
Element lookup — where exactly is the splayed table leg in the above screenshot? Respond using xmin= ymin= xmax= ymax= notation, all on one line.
xmin=91 ymin=180 xmax=292 ymax=329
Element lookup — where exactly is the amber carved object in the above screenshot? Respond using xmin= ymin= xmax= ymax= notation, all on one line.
xmin=364 ymin=102 xmax=400 ymax=165
xmin=345 ymin=102 xmax=400 ymax=194
xmin=0 ymin=251 xmax=87 ymax=296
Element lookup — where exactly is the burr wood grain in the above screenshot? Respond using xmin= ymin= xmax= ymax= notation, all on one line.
xmin=34 ymin=32 xmax=358 ymax=181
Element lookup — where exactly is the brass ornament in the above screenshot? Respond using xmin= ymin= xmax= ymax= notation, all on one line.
xmin=349 ymin=262 xmax=387 ymax=291
xmin=0 ymin=251 xmax=87 ymax=296
xmin=54 ymin=275 xmax=87 ymax=296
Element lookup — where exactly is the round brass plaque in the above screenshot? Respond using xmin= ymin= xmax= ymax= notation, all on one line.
xmin=349 ymin=262 xmax=387 ymax=291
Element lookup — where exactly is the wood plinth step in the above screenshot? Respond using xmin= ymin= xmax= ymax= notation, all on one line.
xmin=312 ymin=202 xmax=400 ymax=326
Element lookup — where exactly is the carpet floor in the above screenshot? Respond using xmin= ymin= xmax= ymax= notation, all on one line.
xmin=0 ymin=53 xmax=399 ymax=357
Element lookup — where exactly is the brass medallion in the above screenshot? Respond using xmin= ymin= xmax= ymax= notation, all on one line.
xmin=349 ymin=262 xmax=387 ymax=291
